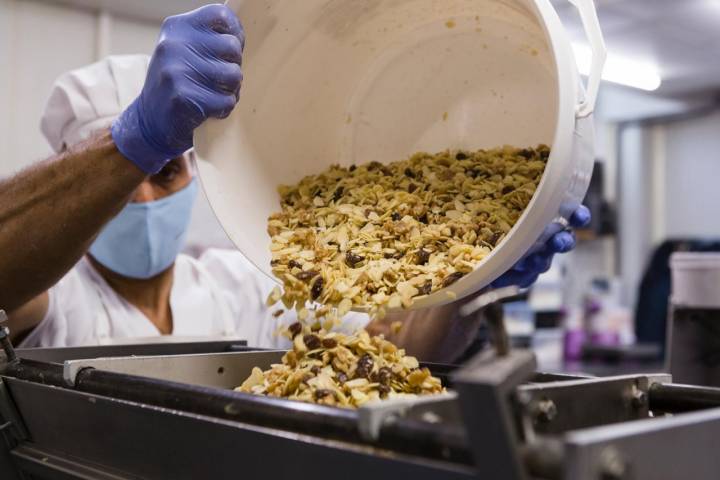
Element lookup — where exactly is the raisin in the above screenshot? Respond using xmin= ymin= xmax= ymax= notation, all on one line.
xmin=349 ymin=164 xmax=357 ymax=172
xmin=332 ymin=186 xmax=344 ymax=202
xmin=416 ymin=249 xmax=431 ymax=265
xmin=314 ymin=389 xmax=333 ymax=400
xmin=310 ymin=366 xmax=321 ymax=375
xmin=311 ymin=277 xmax=324 ymax=300
xmin=442 ymin=272 xmax=465 ymax=288
xmin=489 ymin=232 xmax=503 ymax=246
xmin=391 ymin=212 xmax=402 ymax=221
xmin=358 ymin=353 xmax=373 ymax=371
xmin=418 ymin=213 xmax=429 ymax=224
xmin=417 ymin=280 xmax=433 ymax=296
xmin=368 ymin=161 xmax=382 ymax=170
xmin=296 ymin=270 xmax=319 ymax=282
xmin=404 ymin=167 xmax=416 ymax=178
xmin=502 ymin=185 xmax=515 ymax=195
xmin=322 ymin=338 xmax=338 ymax=349
xmin=288 ymin=322 xmax=302 ymax=338
xmin=378 ymin=367 xmax=394 ymax=385
xmin=345 ymin=252 xmax=365 ymax=267
xmin=378 ymin=384 xmax=391 ymax=395
xmin=519 ymin=148 xmax=534 ymax=159
xmin=407 ymin=183 xmax=418 ymax=194
xmin=337 ymin=372 xmax=348 ymax=383
xmin=355 ymin=354 xmax=374 ymax=378
xmin=304 ymin=334 xmax=321 ymax=350
xmin=380 ymin=166 xmax=392 ymax=176
xmin=270 ymin=259 xmax=280 ymax=266
xmin=288 ymin=259 xmax=302 ymax=269
xmin=456 ymin=152 xmax=468 ymax=160
xmin=469 ymin=168 xmax=487 ymax=178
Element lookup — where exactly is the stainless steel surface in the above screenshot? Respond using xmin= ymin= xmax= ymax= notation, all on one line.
xmin=357 ymin=392 xmax=459 ymax=441
xmin=563 ymin=407 xmax=720 ymax=480
xmin=17 ymin=340 xmax=250 ymax=363
xmin=4 ymin=339 xmax=720 ymax=479
xmin=460 ymin=287 xmax=523 ymax=317
xmin=5 ymin=377 xmax=476 ymax=480
xmin=0 ymin=378 xmax=28 ymax=441
xmin=517 ymin=374 xmax=671 ymax=435
xmin=63 ymin=350 xmax=285 ymax=387
xmin=453 ymin=348 xmax=537 ymax=480
xmin=62 ymin=349 xmax=463 ymax=445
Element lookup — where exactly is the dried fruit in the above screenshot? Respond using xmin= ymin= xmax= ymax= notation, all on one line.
xmin=417 ymin=280 xmax=433 ymax=296
xmin=267 ymin=146 xmax=547 ymax=319
xmin=310 ymin=277 xmax=324 ymax=300
xmin=288 ymin=322 xmax=302 ymax=338
xmin=345 ymin=252 xmax=365 ymax=268
xmin=416 ymin=248 xmax=431 ymax=265
xmin=304 ymin=334 xmax=321 ymax=350
xmin=237 ymin=326 xmax=444 ymax=408
xmin=442 ymin=272 xmax=465 ymax=288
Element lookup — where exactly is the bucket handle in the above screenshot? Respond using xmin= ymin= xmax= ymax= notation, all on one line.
xmin=567 ymin=0 xmax=607 ymax=118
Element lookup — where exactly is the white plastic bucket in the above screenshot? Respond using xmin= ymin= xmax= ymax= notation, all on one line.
xmin=670 ymin=252 xmax=720 ymax=309
xmin=195 ymin=0 xmax=606 ymax=310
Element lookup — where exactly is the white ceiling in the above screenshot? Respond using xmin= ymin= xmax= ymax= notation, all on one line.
xmin=49 ymin=0 xmax=720 ymax=97
xmin=552 ymin=0 xmax=720 ymax=96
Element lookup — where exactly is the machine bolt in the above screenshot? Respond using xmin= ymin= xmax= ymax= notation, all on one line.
xmin=534 ymin=398 xmax=558 ymax=424
xmin=0 ymin=310 xmax=18 ymax=363
xmin=599 ymin=446 xmax=627 ymax=480
xmin=630 ymin=385 xmax=648 ymax=410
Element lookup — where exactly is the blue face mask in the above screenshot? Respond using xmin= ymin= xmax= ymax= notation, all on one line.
xmin=89 ymin=178 xmax=199 ymax=279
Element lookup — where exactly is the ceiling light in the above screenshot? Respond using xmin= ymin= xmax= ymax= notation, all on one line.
xmin=572 ymin=43 xmax=662 ymax=92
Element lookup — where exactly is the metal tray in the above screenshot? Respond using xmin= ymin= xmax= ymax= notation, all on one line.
xmin=62 ymin=350 xmax=461 ymax=441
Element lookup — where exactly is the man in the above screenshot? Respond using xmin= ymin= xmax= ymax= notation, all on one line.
xmin=0 ymin=5 xmax=588 ymax=360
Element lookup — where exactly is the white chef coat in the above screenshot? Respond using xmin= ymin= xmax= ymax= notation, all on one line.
xmin=19 ymin=249 xmax=370 ymax=349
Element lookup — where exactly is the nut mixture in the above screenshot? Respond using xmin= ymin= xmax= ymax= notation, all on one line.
xmin=236 ymin=324 xmax=444 ymax=408
xmin=267 ymin=145 xmax=548 ymax=318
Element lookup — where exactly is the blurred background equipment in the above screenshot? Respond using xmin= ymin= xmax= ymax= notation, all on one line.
xmin=1 ymin=0 xmax=720 ymax=378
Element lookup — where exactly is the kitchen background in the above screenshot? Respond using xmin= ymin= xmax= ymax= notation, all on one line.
xmin=2 ymin=0 xmax=720 ymax=370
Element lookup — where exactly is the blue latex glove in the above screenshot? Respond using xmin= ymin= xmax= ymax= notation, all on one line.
xmin=491 ymin=205 xmax=591 ymax=289
xmin=112 ymin=5 xmax=244 ymax=174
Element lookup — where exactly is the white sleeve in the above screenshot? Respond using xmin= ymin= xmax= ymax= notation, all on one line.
xmin=18 ymin=269 xmax=99 ymax=348
xmin=199 ymin=249 xmax=293 ymax=349
xmin=18 ymin=287 xmax=67 ymax=348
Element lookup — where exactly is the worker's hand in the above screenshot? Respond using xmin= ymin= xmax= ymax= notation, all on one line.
xmin=492 ymin=205 xmax=591 ymax=289
xmin=112 ymin=5 xmax=244 ymax=174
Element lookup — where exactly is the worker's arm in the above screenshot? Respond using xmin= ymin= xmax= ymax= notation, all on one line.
xmin=0 ymin=4 xmax=244 ymax=341
xmin=0 ymin=134 xmax=143 ymax=318
xmin=370 ymin=206 xmax=591 ymax=362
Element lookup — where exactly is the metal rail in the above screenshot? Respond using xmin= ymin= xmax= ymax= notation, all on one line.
xmin=650 ymin=383 xmax=720 ymax=413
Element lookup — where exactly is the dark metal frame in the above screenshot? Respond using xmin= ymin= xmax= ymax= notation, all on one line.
xmin=5 ymin=341 xmax=720 ymax=479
